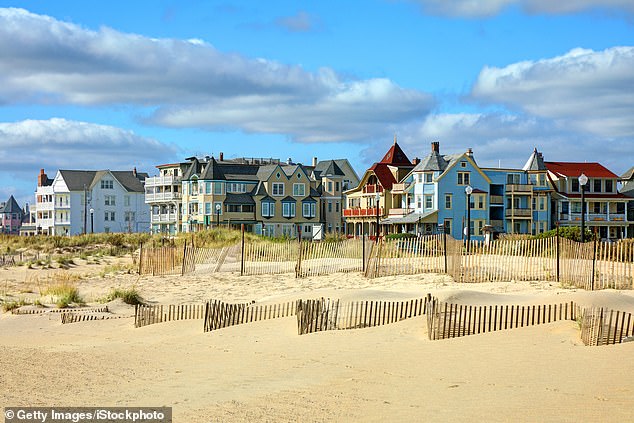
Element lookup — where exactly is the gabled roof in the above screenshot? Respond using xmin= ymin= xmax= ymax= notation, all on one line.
xmin=369 ymin=163 xmax=398 ymax=190
xmin=379 ymin=139 xmax=412 ymax=166
xmin=225 ymin=193 xmax=255 ymax=205
xmin=545 ymin=162 xmax=619 ymax=179
xmin=313 ymin=160 xmax=345 ymax=178
xmin=523 ymin=148 xmax=547 ymax=171
xmin=620 ymin=166 xmax=634 ymax=181
xmin=59 ymin=170 xmax=98 ymax=191
xmin=58 ymin=170 xmax=146 ymax=192
xmin=183 ymin=158 xmax=203 ymax=180
xmin=0 ymin=196 xmax=22 ymax=214
xmin=111 ymin=171 xmax=147 ymax=192
xmin=200 ymin=157 xmax=225 ymax=180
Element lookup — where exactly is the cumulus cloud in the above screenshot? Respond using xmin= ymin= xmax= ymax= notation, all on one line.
xmin=471 ymin=47 xmax=634 ymax=138
xmin=384 ymin=112 xmax=632 ymax=174
xmin=0 ymin=8 xmax=433 ymax=143
xmin=0 ymin=118 xmax=177 ymax=176
xmin=275 ymin=11 xmax=321 ymax=32
xmin=409 ymin=0 xmax=634 ymax=17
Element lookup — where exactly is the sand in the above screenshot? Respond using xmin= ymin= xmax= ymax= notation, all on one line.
xmin=1 ymin=258 xmax=633 ymax=422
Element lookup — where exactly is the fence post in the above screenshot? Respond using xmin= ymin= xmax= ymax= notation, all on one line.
xmin=555 ymin=222 xmax=560 ymax=282
xmin=296 ymin=226 xmax=303 ymax=278
xmin=240 ymin=224 xmax=245 ymax=276
xmin=443 ymin=231 xmax=448 ymax=274
xmin=362 ymin=233 xmax=366 ymax=273
xmin=181 ymin=240 xmax=187 ymax=276
xmin=591 ymin=229 xmax=597 ymax=291
xmin=138 ymin=242 xmax=143 ymax=275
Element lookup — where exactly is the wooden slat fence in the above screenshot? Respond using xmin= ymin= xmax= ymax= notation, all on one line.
xmin=580 ymin=307 xmax=634 ymax=346
xmin=365 ymin=235 xmax=445 ymax=279
xmin=426 ymin=297 xmax=579 ymax=340
xmin=60 ymin=312 xmax=127 ymax=324
xmin=203 ymin=299 xmax=298 ymax=332
xmin=298 ymin=239 xmax=365 ymax=277
xmin=135 ymin=303 xmax=207 ymax=328
xmin=297 ymin=296 xmax=430 ymax=335
xmin=241 ymin=241 xmax=299 ymax=276
xmin=11 ymin=306 xmax=109 ymax=315
xmin=138 ymin=246 xmax=183 ymax=276
xmin=592 ymin=239 xmax=634 ymax=290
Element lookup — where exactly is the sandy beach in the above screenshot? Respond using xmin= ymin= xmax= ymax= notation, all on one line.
xmin=1 ymin=257 xmax=633 ymax=422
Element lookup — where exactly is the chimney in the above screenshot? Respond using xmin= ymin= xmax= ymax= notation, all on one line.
xmin=38 ymin=169 xmax=47 ymax=187
xmin=287 ymin=157 xmax=293 ymax=165
xmin=412 ymin=157 xmax=420 ymax=165
xmin=431 ymin=142 xmax=440 ymax=153
xmin=312 ymin=157 xmax=318 ymax=167
xmin=219 ymin=152 xmax=224 ymax=161
xmin=467 ymin=148 xmax=473 ymax=158
xmin=132 ymin=167 xmax=137 ymax=178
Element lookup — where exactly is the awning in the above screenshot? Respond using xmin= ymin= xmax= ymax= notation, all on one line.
xmin=381 ymin=210 xmax=438 ymax=225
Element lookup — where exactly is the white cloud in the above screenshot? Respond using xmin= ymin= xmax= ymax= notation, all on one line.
xmin=0 ymin=8 xmax=433 ymax=143
xmin=409 ymin=0 xmax=634 ymax=17
xmin=0 ymin=118 xmax=177 ymax=176
xmin=386 ymin=112 xmax=633 ymax=174
xmin=471 ymin=47 xmax=634 ymax=138
xmin=275 ymin=11 xmax=321 ymax=32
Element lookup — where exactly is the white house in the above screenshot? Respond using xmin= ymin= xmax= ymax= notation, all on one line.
xmin=35 ymin=168 xmax=150 ymax=235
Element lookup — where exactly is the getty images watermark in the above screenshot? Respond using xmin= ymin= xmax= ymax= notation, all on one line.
xmin=4 ymin=407 xmax=172 ymax=423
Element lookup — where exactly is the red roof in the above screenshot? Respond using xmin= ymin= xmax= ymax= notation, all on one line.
xmin=545 ymin=162 xmax=618 ymax=179
xmin=369 ymin=163 xmax=397 ymax=189
xmin=380 ymin=141 xmax=412 ymax=166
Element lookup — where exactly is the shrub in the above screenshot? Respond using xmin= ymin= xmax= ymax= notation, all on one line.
xmin=100 ymin=287 xmax=143 ymax=305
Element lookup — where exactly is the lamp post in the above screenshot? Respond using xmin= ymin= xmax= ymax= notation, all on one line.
xmin=465 ymin=185 xmax=473 ymax=252
xmin=375 ymin=192 xmax=380 ymax=243
xmin=215 ymin=203 xmax=221 ymax=228
xmin=579 ymin=173 xmax=588 ymax=242
xmin=89 ymin=208 xmax=94 ymax=234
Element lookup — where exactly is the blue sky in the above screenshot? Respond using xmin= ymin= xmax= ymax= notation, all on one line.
xmin=1 ymin=0 xmax=633 ymax=206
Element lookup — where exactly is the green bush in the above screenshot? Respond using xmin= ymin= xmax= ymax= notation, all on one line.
xmin=100 ymin=287 xmax=143 ymax=305
xmin=534 ymin=226 xmax=596 ymax=242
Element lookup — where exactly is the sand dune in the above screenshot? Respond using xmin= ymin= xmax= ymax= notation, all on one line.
xmin=1 ymin=260 xmax=633 ymax=422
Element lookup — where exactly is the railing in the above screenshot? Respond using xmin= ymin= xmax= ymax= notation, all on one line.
xmin=565 ymin=213 xmax=627 ymax=222
xmin=506 ymin=184 xmax=533 ymax=194
xmin=505 ymin=208 xmax=531 ymax=218
xmin=388 ymin=208 xmax=413 ymax=216
xmin=37 ymin=202 xmax=54 ymax=211
xmin=145 ymin=192 xmax=182 ymax=202
xmin=490 ymin=195 xmax=504 ymax=205
xmin=362 ymin=185 xmax=383 ymax=194
xmin=38 ymin=218 xmax=54 ymax=227
xmin=54 ymin=218 xmax=71 ymax=225
xmin=144 ymin=175 xmax=182 ymax=187
xmin=343 ymin=208 xmax=383 ymax=217
xmin=151 ymin=213 xmax=178 ymax=223
xmin=391 ymin=183 xmax=410 ymax=193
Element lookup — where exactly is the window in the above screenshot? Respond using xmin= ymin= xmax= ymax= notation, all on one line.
xmin=282 ymin=202 xmax=296 ymax=218
xmin=205 ymin=182 xmax=212 ymax=194
xmin=104 ymin=195 xmax=116 ymax=206
xmin=335 ymin=202 xmax=339 ymax=212
xmin=213 ymin=182 xmax=223 ymax=195
xmin=539 ymin=197 xmax=546 ymax=211
xmin=457 ymin=172 xmax=470 ymax=185
xmin=328 ymin=201 xmax=332 ymax=213
xmin=124 ymin=195 xmax=130 ymax=207
xmin=272 ymin=183 xmax=284 ymax=196
xmin=571 ymin=179 xmax=580 ymax=193
xmin=460 ymin=162 xmax=467 ymax=168
xmin=335 ymin=182 xmax=340 ymax=191
xmin=507 ymin=174 xmax=520 ymax=185
xmin=425 ymin=195 xmax=433 ymax=209
xmin=302 ymin=202 xmax=316 ymax=218
xmin=477 ymin=195 xmax=485 ymax=210
xmin=101 ymin=180 xmax=113 ymax=189
xmin=104 ymin=211 xmax=115 ymax=221
xmin=262 ymin=202 xmax=275 ymax=217
xmin=205 ymin=202 xmax=212 ymax=215
xmin=425 ymin=173 xmax=433 ymax=183
xmin=571 ymin=202 xmax=582 ymax=213
xmin=227 ymin=183 xmax=247 ymax=193
xmin=593 ymin=179 xmax=602 ymax=193
xmin=605 ymin=180 xmax=614 ymax=193
xmin=328 ymin=181 xmax=333 ymax=192
xmin=293 ymin=183 xmax=305 ymax=196
xmin=477 ymin=220 xmax=484 ymax=235
xmin=124 ymin=211 xmax=135 ymax=222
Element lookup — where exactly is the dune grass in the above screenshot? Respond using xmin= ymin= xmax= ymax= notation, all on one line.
xmin=99 ymin=286 xmax=143 ymax=305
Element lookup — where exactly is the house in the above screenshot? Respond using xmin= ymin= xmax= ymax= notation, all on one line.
xmin=546 ymin=161 xmax=629 ymax=240
xmin=0 ymin=195 xmax=24 ymax=235
xmin=145 ymin=162 xmax=189 ymax=235
xmin=343 ymin=138 xmax=415 ymax=238
xmin=311 ymin=158 xmax=360 ymax=235
xmin=392 ymin=142 xmax=491 ymax=240
xmin=35 ymin=168 xmax=150 ymax=235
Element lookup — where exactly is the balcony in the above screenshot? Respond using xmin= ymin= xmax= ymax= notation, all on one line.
xmin=145 ymin=192 xmax=182 ymax=202
xmin=37 ymin=202 xmax=54 ymax=211
xmin=54 ymin=218 xmax=71 ymax=225
xmin=563 ymin=213 xmax=626 ymax=223
xmin=391 ymin=183 xmax=410 ymax=193
xmin=505 ymin=208 xmax=532 ymax=218
xmin=506 ymin=184 xmax=533 ymax=194
xmin=145 ymin=175 xmax=182 ymax=187
xmin=490 ymin=219 xmax=504 ymax=228
xmin=38 ymin=218 xmax=54 ymax=228
xmin=151 ymin=213 xmax=179 ymax=223
xmin=343 ymin=207 xmax=383 ymax=218
xmin=362 ymin=184 xmax=383 ymax=194
xmin=388 ymin=208 xmax=413 ymax=217
xmin=490 ymin=195 xmax=504 ymax=205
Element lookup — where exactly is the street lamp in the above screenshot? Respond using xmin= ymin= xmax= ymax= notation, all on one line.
xmin=375 ymin=192 xmax=380 ymax=242
xmin=465 ymin=185 xmax=473 ymax=252
xmin=89 ymin=208 xmax=94 ymax=234
xmin=215 ymin=203 xmax=221 ymax=228
xmin=579 ymin=173 xmax=588 ymax=242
